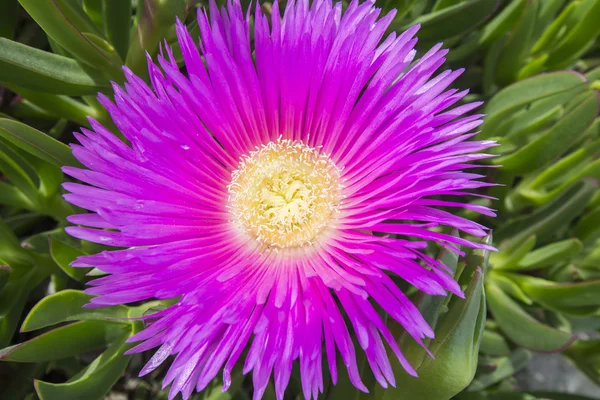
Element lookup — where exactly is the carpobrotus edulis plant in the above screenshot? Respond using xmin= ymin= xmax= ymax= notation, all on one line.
xmin=62 ymin=0 xmax=496 ymax=399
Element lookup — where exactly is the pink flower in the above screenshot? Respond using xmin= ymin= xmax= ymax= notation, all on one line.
xmin=63 ymin=0 xmax=495 ymax=399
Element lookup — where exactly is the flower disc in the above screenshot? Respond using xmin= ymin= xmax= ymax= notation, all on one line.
xmin=228 ymin=139 xmax=344 ymax=249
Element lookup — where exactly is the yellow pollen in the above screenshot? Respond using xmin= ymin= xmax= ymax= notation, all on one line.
xmin=227 ymin=139 xmax=344 ymax=249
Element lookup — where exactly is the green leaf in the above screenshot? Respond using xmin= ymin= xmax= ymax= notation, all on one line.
xmin=382 ymin=0 xmax=418 ymax=17
xmin=0 ymin=361 xmax=47 ymax=399
xmin=6 ymin=84 xmax=98 ymax=127
xmin=576 ymin=205 xmax=600 ymax=241
xmin=462 ymin=235 xmax=493 ymax=282
xmin=495 ymin=180 xmax=597 ymax=247
xmin=526 ymin=139 xmax=600 ymax=190
xmin=530 ymin=0 xmax=580 ymax=55
xmin=50 ymin=238 xmax=90 ymax=281
xmin=586 ymin=66 xmax=600 ymax=82
xmin=456 ymin=393 xmax=534 ymax=400
xmin=58 ymin=0 xmax=106 ymax=35
xmin=0 ymin=118 xmax=80 ymax=167
xmin=401 ymin=0 xmax=499 ymax=43
xmin=17 ymin=0 xmax=123 ymax=80
xmin=103 ymin=0 xmax=132 ymax=61
xmin=533 ymin=0 xmax=569 ymax=40
xmin=496 ymin=84 xmax=584 ymax=143
xmin=468 ymin=348 xmax=532 ymax=391
xmin=392 ymin=230 xmax=463 ymax=375
xmin=0 ymin=266 xmax=10 ymax=292
xmin=0 ymin=265 xmax=52 ymax=347
xmin=516 ymin=54 xmax=548 ymax=80
xmin=0 ymin=139 xmax=39 ymax=198
xmin=0 ymin=223 xmax=17 ymax=252
xmin=482 ymin=35 xmax=505 ymax=96
xmin=445 ymin=33 xmax=483 ymax=62
xmin=457 ymin=392 xmax=597 ymax=400
xmin=125 ymin=0 xmax=188 ymax=78
xmin=86 ymin=267 xmax=107 ymax=277
xmin=0 ymin=320 xmax=129 ymax=362
xmin=34 ymin=330 xmax=132 ymax=400
xmin=0 ymin=293 xmax=28 ymax=349
xmin=478 ymin=0 xmax=527 ymax=46
xmin=21 ymin=289 xmax=129 ymax=332
xmin=482 ymin=71 xmax=587 ymax=138
xmin=479 ymin=329 xmax=511 ymax=356
xmin=545 ymin=0 xmax=600 ymax=68
xmin=494 ymin=0 xmax=539 ymax=86
xmin=517 ymin=239 xmax=583 ymax=270
xmin=0 ymin=38 xmax=110 ymax=96
xmin=492 ymin=234 xmax=536 ymax=270
xmin=9 ymin=100 xmax=56 ymax=121
xmin=0 ymin=0 xmax=20 ymax=39
xmin=564 ymin=339 xmax=600 ymax=385
xmin=25 ymin=156 xmax=64 ymax=200
xmin=431 ymin=264 xmax=487 ymax=357
xmin=81 ymin=31 xmax=121 ymax=61
xmin=4 ymin=213 xmax=44 ymax=237
xmin=515 ymin=144 xmax=600 ymax=207
xmin=49 ymin=118 xmax=68 ymax=139
xmin=418 ymin=229 xmax=461 ymax=329
xmin=21 ymin=228 xmax=60 ymax=254
xmin=377 ymin=257 xmax=488 ymax=400
xmin=486 ymin=282 xmax=574 ymax=352
xmin=514 ymin=274 xmax=600 ymax=311
xmin=432 ymin=0 xmax=462 ymax=11
xmin=546 ymin=310 xmax=572 ymax=333
xmin=0 ymin=219 xmax=32 ymax=267
xmin=489 ymin=272 xmax=532 ymax=305
xmin=83 ymin=0 xmax=104 ymax=29
xmin=0 ymin=182 xmax=30 ymax=209
xmin=529 ymin=393 xmax=599 ymax=400
xmin=578 ymin=247 xmax=600 ymax=281
xmin=494 ymin=90 xmax=599 ymax=173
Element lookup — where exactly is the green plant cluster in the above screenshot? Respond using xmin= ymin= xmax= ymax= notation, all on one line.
xmin=0 ymin=0 xmax=599 ymax=399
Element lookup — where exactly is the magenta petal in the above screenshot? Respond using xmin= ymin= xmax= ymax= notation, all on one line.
xmin=62 ymin=0 xmax=495 ymax=399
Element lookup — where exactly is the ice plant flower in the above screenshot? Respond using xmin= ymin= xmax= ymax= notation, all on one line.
xmin=63 ymin=0 xmax=496 ymax=399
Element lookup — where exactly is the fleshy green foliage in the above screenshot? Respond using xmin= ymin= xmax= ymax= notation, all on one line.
xmin=0 ymin=0 xmax=599 ymax=399
xmin=373 ymin=234 xmax=491 ymax=400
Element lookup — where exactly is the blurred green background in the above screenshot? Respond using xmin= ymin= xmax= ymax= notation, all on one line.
xmin=1 ymin=0 xmax=600 ymax=399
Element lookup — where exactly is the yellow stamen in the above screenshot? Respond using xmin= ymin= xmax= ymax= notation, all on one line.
xmin=227 ymin=139 xmax=344 ymax=249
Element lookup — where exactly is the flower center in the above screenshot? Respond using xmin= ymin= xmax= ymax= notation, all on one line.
xmin=228 ymin=139 xmax=344 ymax=249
